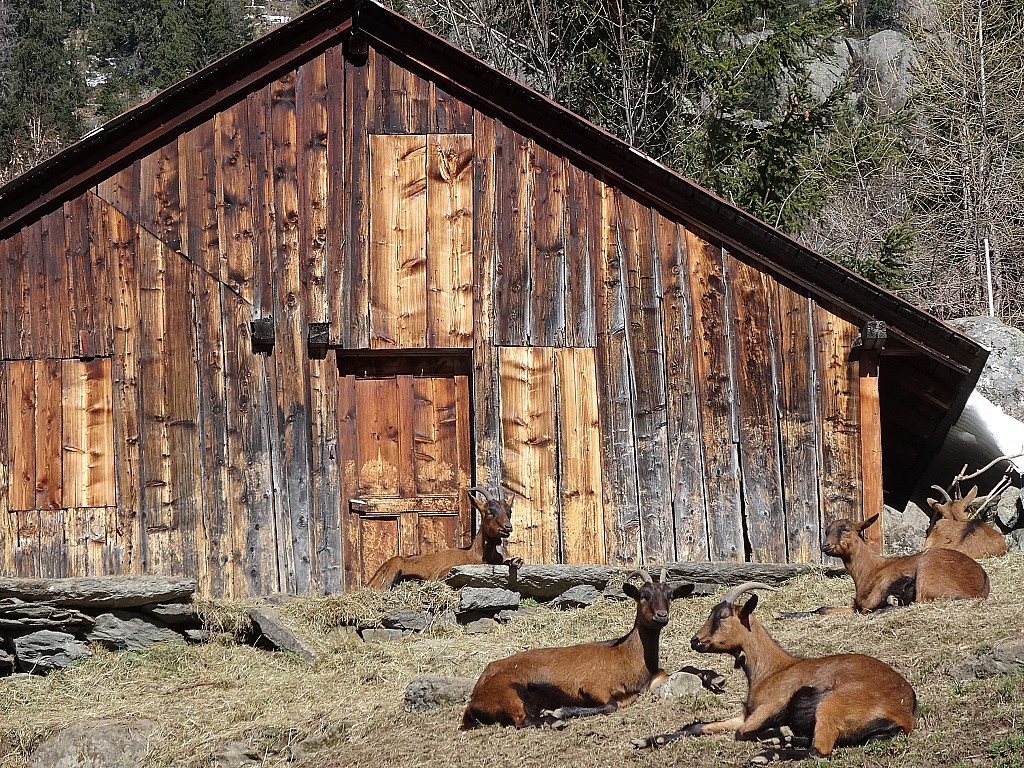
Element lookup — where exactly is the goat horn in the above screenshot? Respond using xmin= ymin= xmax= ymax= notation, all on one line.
xmin=930 ymin=485 xmax=952 ymax=504
xmin=627 ymin=569 xmax=654 ymax=585
xmin=721 ymin=581 xmax=777 ymax=605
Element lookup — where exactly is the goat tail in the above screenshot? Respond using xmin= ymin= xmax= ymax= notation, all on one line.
xmin=366 ymin=557 xmax=401 ymax=589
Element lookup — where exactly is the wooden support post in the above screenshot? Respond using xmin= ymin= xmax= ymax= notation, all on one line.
xmin=856 ymin=321 xmax=886 ymax=552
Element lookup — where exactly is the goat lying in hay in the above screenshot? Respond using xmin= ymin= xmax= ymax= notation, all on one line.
xmin=925 ymin=485 xmax=1007 ymax=559
xmin=784 ymin=514 xmax=990 ymax=617
xmin=634 ymin=583 xmax=917 ymax=762
xmin=367 ymin=488 xmax=520 ymax=589
xmin=460 ymin=568 xmax=723 ymax=729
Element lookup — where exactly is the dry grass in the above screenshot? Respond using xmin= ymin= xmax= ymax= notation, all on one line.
xmin=2 ymin=556 xmax=1023 ymax=768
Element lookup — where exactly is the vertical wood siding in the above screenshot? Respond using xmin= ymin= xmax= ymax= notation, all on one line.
xmin=0 ymin=39 xmax=871 ymax=591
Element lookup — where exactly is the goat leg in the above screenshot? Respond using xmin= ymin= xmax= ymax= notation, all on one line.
xmin=539 ymin=702 xmax=618 ymax=726
xmin=633 ymin=716 xmax=744 ymax=749
xmin=778 ymin=605 xmax=854 ymax=619
xmin=678 ymin=665 xmax=727 ymax=694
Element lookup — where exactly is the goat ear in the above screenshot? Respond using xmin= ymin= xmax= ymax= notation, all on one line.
xmin=622 ymin=582 xmax=640 ymax=601
xmin=856 ymin=514 xmax=879 ymax=535
xmin=964 ymin=486 xmax=979 ymax=503
xmin=670 ymin=583 xmax=695 ymax=600
xmin=738 ymin=594 xmax=759 ymax=626
xmin=467 ymin=490 xmax=486 ymax=513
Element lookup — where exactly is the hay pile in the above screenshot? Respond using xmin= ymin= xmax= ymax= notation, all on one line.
xmin=1 ymin=557 xmax=1022 ymax=768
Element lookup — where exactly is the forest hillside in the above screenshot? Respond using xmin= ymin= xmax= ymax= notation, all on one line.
xmin=1 ymin=0 xmax=1021 ymax=328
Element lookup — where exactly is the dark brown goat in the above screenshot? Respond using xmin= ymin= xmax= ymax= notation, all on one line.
xmin=460 ymin=569 xmax=713 ymax=729
xmin=634 ymin=583 xmax=917 ymax=761
xmin=925 ymin=485 xmax=1007 ymax=559
xmin=787 ymin=514 xmax=989 ymax=616
xmin=366 ymin=488 xmax=518 ymax=589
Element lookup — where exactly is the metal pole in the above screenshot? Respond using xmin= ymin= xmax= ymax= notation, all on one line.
xmin=984 ymin=237 xmax=995 ymax=317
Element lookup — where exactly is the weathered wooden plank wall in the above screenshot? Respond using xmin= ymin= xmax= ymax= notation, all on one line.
xmin=0 ymin=39 xmax=874 ymax=593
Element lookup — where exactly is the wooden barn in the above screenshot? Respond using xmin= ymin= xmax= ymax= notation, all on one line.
xmin=0 ymin=0 xmax=987 ymax=596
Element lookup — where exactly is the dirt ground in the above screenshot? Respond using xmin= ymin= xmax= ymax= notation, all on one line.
xmin=1 ymin=555 xmax=1022 ymax=768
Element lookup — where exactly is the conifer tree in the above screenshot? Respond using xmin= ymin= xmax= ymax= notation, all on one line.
xmin=0 ymin=0 xmax=87 ymax=179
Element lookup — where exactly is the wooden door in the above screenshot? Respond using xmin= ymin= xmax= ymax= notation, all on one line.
xmin=340 ymin=374 xmax=473 ymax=588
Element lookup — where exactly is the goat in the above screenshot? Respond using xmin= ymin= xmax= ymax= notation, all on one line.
xmin=925 ymin=485 xmax=1007 ymax=559
xmin=784 ymin=514 xmax=989 ymax=617
xmin=366 ymin=488 xmax=519 ymax=589
xmin=634 ymin=582 xmax=917 ymax=762
xmin=460 ymin=568 xmax=720 ymax=729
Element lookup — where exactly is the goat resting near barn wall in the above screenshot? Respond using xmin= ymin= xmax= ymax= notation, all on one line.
xmin=925 ymin=485 xmax=1007 ymax=559
xmin=367 ymin=488 xmax=519 ymax=589
xmin=784 ymin=514 xmax=990 ymax=616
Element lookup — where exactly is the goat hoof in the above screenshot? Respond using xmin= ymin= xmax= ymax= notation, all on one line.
xmin=632 ymin=734 xmax=668 ymax=749
xmin=538 ymin=709 xmax=567 ymax=728
xmin=680 ymin=666 xmax=726 ymax=694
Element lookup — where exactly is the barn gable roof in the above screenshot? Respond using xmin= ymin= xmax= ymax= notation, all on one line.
xmin=0 ymin=0 xmax=987 ymax=497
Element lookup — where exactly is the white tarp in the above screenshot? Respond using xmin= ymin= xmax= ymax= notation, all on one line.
xmin=926 ymin=391 xmax=1024 ymax=490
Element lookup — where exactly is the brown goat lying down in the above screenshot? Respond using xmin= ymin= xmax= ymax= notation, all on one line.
xmin=366 ymin=488 xmax=519 ymax=589
xmin=634 ymin=583 xmax=917 ymax=762
xmin=786 ymin=514 xmax=990 ymax=617
xmin=925 ymin=485 xmax=1007 ymax=559
xmin=460 ymin=569 xmax=722 ymax=729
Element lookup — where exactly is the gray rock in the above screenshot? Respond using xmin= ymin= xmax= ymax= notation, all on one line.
xmin=656 ymin=671 xmax=704 ymax=699
xmin=1 ymin=647 xmax=14 ymax=674
xmin=86 ymin=612 xmax=184 ymax=652
xmin=947 ymin=317 xmax=1024 ymax=422
xmin=459 ymin=587 xmax=520 ymax=613
xmin=995 ymin=486 xmax=1021 ymax=530
xmin=548 ymin=584 xmax=603 ymax=609
xmin=288 ymin=721 xmax=355 ymax=762
xmin=140 ymin=602 xmax=200 ymax=628
xmin=210 ymin=741 xmax=262 ymax=768
xmin=382 ymin=609 xmax=430 ymax=632
xmin=949 ymin=641 xmax=1024 ymax=681
xmin=449 ymin=563 xmax=839 ymax=600
xmin=183 ymin=629 xmax=211 ymax=644
xmin=883 ymin=502 xmax=930 ymax=556
xmin=247 ymin=607 xmax=318 ymax=661
xmin=28 ymin=719 xmax=159 ymax=768
xmin=360 ymin=628 xmax=406 ymax=642
xmin=0 ymin=576 xmax=196 ymax=609
xmin=447 ymin=565 xmax=615 ymax=600
xmin=899 ymin=0 xmax=940 ymax=31
xmin=403 ymin=675 xmax=475 ymax=712
xmin=13 ymin=630 xmax=92 ymax=673
xmin=806 ymin=38 xmax=854 ymax=104
xmin=495 ymin=606 xmax=541 ymax=623
xmin=0 ymin=599 xmax=95 ymax=630
xmin=1009 ymin=528 xmax=1024 ymax=553
xmin=855 ymin=30 xmax=917 ymax=116
xmin=463 ymin=617 xmax=498 ymax=635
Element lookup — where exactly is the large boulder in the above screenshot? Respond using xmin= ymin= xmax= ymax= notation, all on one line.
xmin=947 ymin=317 xmax=1024 ymax=422
xmin=849 ymin=30 xmax=917 ymax=115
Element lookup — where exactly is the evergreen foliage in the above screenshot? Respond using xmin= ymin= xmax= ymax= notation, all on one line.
xmin=0 ymin=0 xmax=87 ymax=177
xmin=90 ymin=0 xmax=253 ymax=118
